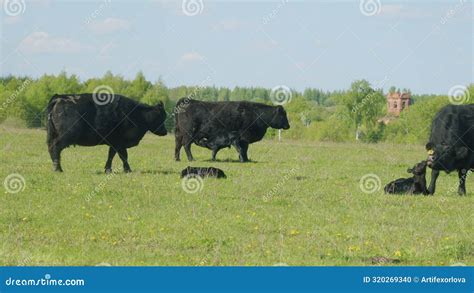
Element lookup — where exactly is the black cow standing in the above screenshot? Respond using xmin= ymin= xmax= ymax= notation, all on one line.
xmin=46 ymin=94 xmax=167 ymax=173
xmin=384 ymin=161 xmax=428 ymax=195
xmin=425 ymin=104 xmax=474 ymax=195
xmin=174 ymin=98 xmax=290 ymax=162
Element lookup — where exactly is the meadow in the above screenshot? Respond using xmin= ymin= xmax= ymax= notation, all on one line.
xmin=0 ymin=126 xmax=473 ymax=266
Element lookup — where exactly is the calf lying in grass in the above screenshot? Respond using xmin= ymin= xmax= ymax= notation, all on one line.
xmin=384 ymin=161 xmax=428 ymax=195
xmin=181 ymin=166 xmax=227 ymax=179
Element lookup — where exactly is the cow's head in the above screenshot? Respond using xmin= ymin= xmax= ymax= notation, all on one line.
xmin=425 ymin=142 xmax=468 ymax=170
xmin=407 ymin=160 xmax=428 ymax=194
xmin=146 ymin=101 xmax=167 ymax=136
xmin=270 ymin=105 xmax=290 ymax=130
xmin=407 ymin=160 xmax=427 ymax=176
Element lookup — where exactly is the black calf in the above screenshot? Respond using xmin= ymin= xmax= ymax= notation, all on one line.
xmin=384 ymin=161 xmax=428 ymax=195
xmin=195 ymin=131 xmax=240 ymax=161
xmin=180 ymin=166 xmax=226 ymax=179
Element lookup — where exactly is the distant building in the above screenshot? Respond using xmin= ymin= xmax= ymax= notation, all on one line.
xmin=387 ymin=91 xmax=411 ymax=116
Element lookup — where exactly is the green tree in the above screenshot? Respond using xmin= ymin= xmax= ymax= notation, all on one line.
xmin=126 ymin=71 xmax=151 ymax=100
xmin=336 ymin=80 xmax=385 ymax=141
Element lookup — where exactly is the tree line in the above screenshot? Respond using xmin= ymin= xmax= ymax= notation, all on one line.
xmin=1 ymin=71 xmax=472 ymax=144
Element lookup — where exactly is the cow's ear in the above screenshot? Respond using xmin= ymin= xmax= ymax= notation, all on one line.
xmin=425 ymin=142 xmax=434 ymax=151
xmin=407 ymin=168 xmax=413 ymax=173
xmin=155 ymin=101 xmax=164 ymax=108
xmin=455 ymin=146 xmax=468 ymax=159
xmin=276 ymin=105 xmax=284 ymax=113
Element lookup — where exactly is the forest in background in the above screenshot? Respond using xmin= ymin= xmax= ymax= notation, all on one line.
xmin=1 ymin=71 xmax=472 ymax=144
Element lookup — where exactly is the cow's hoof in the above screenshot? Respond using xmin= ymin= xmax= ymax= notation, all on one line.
xmin=53 ymin=168 xmax=63 ymax=172
xmin=458 ymin=189 xmax=466 ymax=196
xmin=175 ymin=158 xmax=181 ymax=162
xmin=105 ymin=168 xmax=112 ymax=174
xmin=124 ymin=169 xmax=132 ymax=173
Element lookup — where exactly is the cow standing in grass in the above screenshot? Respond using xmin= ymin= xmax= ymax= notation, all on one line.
xmin=174 ymin=98 xmax=290 ymax=162
xmin=46 ymin=93 xmax=167 ymax=173
xmin=425 ymin=104 xmax=474 ymax=195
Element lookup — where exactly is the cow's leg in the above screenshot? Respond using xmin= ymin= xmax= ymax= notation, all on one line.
xmin=118 ymin=148 xmax=132 ymax=173
xmin=48 ymin=140 xmax=64 ymax=172
xmin=233 ymin=142 xmax=243 ymax=161
xmin=104 ymin=147 xmax=116 ymax=174
xmin=239 ymin=141 xmax=249 ymax=162
xmin=183 ymin=139 xmax=194 ymax=161
xmin=457 ymin=169 xmax=467 ymax=195
xmin=427 ymin=169 xmax=440 ymax=195
xmin=175 ymin=135 xmax=183 ymax=161
xmin=211 ymin=148 xmax=218 ymax=161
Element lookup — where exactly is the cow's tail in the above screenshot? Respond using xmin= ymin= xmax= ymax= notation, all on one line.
xmin=46 ymin=94 xmax=59 ymax=146
xmin=174 ymin=105 xmax=180 ymax=135
xmin=174 ymin=97 xmax=189 ymax=134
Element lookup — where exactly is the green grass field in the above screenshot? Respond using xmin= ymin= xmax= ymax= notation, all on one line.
xmin=0 ymin=126 xmax=473 ymax=266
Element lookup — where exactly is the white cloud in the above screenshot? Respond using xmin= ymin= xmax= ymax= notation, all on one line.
xmin=180 ymin=52 xmax=204 ymax=63
xmin=86 ymin=17 xmax=131 ymax=34
xmin=98 ymin=41 xmax=117 ymax=59
xmin=380 ymin=4 xmax=403 ymax=15
xmin=212 ymin=20 xmax=245 ymax=31
xmin=3 ymin=16 xmax=22 ymax=25
xmin=253 ymin=40 xmax=278 ymax=51
xmin=379 ymin=4 xmax=430 ymax=19
xmin=18 ymin=31 xmax=90 ymax=54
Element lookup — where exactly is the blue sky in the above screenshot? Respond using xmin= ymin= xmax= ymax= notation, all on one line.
xmin=0 ymin=0 xmax=472 ymax=94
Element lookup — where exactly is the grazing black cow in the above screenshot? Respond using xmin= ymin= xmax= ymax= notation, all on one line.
xmin=384 ymin=161 xmax=428 ymax=195
xmin=46 ymin=94 xmax=167 ymax=173
xmin=174 ymin=98 xmax=290 ymax=162
xmin=180 ymin=166 xmax=226 ymax=179
xmin=425 ymin=104 xmax=474 ymax=195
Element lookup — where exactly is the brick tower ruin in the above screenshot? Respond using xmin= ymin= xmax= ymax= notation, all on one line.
xmin=387 ymin=91 xmax=411 ymax=116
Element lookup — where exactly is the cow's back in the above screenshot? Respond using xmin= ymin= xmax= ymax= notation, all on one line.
xmin=430 ymin=104 xmax=474 ymax=147
xmin=47 ymin=94 xmax=142 ymax=147
xmin=175 ymin=100 xmax=248 ymax=134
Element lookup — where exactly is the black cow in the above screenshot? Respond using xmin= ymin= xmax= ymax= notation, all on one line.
xmin=425 ymin=104 xmax=474 ymax=195
xmin=384 ymin=161 xmax=428 ymax=195
xmin=174 ymin=98 xmax=290 ymax=162
xmin=46 ymin=94 xmax=167 ymax=173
